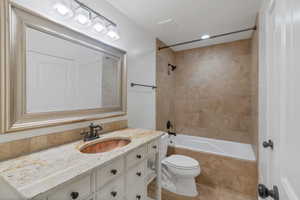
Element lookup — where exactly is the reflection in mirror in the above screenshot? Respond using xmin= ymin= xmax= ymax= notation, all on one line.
xmin=102 ymin=56 xmax=120 ymax=107
xmin=26 ymin=27 xmax=121 ymax=114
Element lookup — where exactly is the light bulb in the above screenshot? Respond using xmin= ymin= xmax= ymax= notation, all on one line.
xmin=76 ymin=14 xmax=89 ymax=25
xmin=107 ymin=26 xmax=120 ymax=40
xmin=201 ymin=34 xmax=210 ymax=40
xmin=53 ymin=3 xmax=69 ymax=15
xmin=52 ymin=2 xmax=73 ymax=18
xmin=74 ymin=8 xmax=91 ymax=26
xmin=93 ymin=18 xmax=107 ymax=33
xmin=94 ymin=23 xmax=105 ymax=32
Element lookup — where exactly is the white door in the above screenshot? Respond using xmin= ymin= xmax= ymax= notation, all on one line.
xmin=259 ymin=0 xmax=300 ymax=200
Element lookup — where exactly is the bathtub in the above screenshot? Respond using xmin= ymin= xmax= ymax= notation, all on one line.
xmin=168 ymin=134 xmax=256 ymax=161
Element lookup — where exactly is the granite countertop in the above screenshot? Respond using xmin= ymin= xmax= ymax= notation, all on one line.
xmin=0 ymin=128 xmax=163 ymax=199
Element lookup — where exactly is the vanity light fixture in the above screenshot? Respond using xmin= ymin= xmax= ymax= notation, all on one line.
xmin=106 ymin=25 xmax=120 ymax=40
xmin=201 ymin=34 xmax=210 ymax=40
xmin=52 ymin=0 xmax=120 ymax=40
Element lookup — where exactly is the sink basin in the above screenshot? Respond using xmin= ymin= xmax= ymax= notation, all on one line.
xmin=79 ymin=138 xmax=131 ymax=154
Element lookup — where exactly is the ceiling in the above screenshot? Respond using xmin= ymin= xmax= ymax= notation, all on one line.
xmin=107 ymin=0 xmax=262 ymax=51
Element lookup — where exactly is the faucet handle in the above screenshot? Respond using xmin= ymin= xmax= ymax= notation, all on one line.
xmin=80 ymin=131 xmax=89 ymax=141
xmin=95 ymin=126 xmax=103 ymax=136
xmin=96 ymin=125 xmax=103 ymax=131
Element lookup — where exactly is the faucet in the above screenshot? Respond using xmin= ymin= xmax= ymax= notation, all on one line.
xmin=168 ymin=131 xmax=177 ymax=136
xmin=166 ymin=120 xmax=177 ymax=136
xmin=81 ymin=123 xmax=103 ymax=142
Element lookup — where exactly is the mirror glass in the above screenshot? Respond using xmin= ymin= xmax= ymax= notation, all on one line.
xmin=26 ymin=27 xmax=121 ymax=113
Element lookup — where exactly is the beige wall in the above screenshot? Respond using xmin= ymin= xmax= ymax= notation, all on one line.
xmin=156 ymin=39 xmax=258 ymax=144
xmin=156 ymin=40 xmax=176 ymax=132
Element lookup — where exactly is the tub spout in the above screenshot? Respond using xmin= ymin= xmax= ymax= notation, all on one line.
xmin=168 ymin=131 xmax=177 ymax=136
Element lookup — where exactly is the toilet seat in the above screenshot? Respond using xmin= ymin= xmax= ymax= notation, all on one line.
xmin=162 ymin=155 xmax=199 ymax=170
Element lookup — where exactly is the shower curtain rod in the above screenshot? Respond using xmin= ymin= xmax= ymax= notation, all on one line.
xmin=158 ymin=26 xmax=257 ymax=50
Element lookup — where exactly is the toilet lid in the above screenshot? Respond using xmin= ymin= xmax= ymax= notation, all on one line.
xmin=163 ymin=155 xmax=199 ymax=169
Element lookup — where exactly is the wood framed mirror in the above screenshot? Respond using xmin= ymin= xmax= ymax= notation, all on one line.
xmin=1 ymin=3 xmax=127 ymax=132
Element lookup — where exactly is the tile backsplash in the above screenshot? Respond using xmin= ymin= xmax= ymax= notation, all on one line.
xmin=0 ymin=120 xmax=128 ymax=161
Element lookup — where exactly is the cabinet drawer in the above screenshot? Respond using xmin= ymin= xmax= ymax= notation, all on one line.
xmin=148 ymin=140 xmax=159 ymax=155
xmin=48 ymin=174 xmax=91 ymax=200
xmin=98 ymin=158 xmax=124 ymax=188
xmin=97 ymin=176 xmax=125 ymax=200
xmin=126 ymin=145 xmax=147 ymax=168
xmin=126 ymin=161 xmax=147 ymax=186
xmin=126 ymin=185 xmax=147 ymax=200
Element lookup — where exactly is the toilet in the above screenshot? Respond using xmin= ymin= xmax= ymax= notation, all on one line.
xmin=160 ymin=133 xmax=201 ymax=197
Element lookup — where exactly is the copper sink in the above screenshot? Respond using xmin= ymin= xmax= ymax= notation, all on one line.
xmin=79 ymin=138 xmax=131 ymax=154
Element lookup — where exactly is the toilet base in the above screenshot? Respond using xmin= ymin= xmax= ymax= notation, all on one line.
xmin=162 ymin=177 xmax=198 ymax=197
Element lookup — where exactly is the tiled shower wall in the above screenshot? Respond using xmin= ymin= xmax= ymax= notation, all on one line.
xmin=156 ymin=39 xmax=258 ymax=145
xmin=156 ymin=40 xmax=176 ymax=132
xmin=250 ymin=30 xmax=259 ymax=156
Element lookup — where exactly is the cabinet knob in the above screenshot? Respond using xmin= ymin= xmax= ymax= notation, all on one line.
xmin=136 ymin=195 xmax=141 ymax=200
xmin=136 ymin=172 xmax=142 ymax=177
xmin=136 ymin=154 xmax=142 ymax=159
xmin=111 ymin=169 xmax=118 ymax=175
xmin=70 ymin=192 xmax=79 ymax=199
xmin=111 ymin=191 xmax=118 ymax=197
xmin=152 ymin=145 xmax=157 ymax=149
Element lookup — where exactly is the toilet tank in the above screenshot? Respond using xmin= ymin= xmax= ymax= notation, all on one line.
xmin=160 ymin=133 xmax=170 ymax=158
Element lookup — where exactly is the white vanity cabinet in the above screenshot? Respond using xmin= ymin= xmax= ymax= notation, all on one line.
xmin=36 ymin=138 xmax=161 ymax=200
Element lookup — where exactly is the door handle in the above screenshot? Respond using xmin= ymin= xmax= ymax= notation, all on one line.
xmin=263 ymin=140 xmax=274 ymax=149
xmin=258 ymin=184 xmax=279 ymax=200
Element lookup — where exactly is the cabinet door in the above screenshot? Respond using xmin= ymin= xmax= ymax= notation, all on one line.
xmin=97 ymin=157 xmax=124 ymax=188
xmin=148 ymin=140 xmax=159 ymax=155
xmin=126 ymin=161 xmax=147 ymax=186
xmin=126 ymin=146 xmax=147 ymax=169
xmin=126 ymin=185 xmax=147 ymax=200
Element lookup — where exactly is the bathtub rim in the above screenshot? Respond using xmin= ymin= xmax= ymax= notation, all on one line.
xmin=168 ymin=134 xmax=256 ymax=161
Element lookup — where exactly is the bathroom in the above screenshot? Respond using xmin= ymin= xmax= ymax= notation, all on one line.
xmin=0 ymin=0 xmax=299 ymax=200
